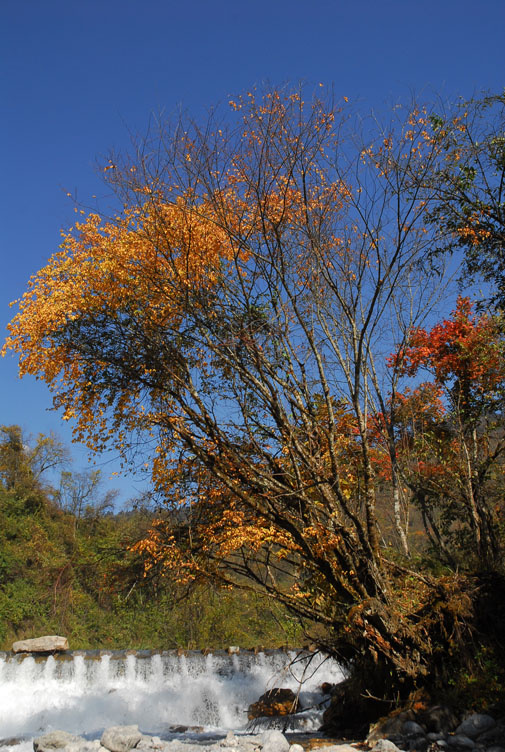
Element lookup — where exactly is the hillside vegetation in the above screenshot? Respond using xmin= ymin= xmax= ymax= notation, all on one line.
xmin=0 ymin=425 xmax=304 ymax=650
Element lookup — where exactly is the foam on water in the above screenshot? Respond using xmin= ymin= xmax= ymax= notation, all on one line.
xmin=0 ymin=649 xmax=344 ymax=747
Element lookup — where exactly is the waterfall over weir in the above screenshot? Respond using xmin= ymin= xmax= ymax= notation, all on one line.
xmin=0 ymin=649 xmax=344 ymax=747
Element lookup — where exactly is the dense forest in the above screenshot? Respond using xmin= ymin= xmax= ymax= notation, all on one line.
xmin=0 ymin=425 xmax=305 ymax=650
xmin=3 ymin=87 xmax=505 ymax=723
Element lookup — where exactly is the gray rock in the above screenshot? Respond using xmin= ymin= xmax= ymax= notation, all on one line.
xmin=421 ymin=706 xmax=459 ymax=734
xmin=136 ymin=739 xmax=167 ymax=751
xmin=66 ymin=744 xmax=103 ymax=752
xmin=474 ymin=724 xmax=505 ymax=744
xmin=33 ymin=730 xmax=84 ymax=751
xmin=288 ymin=745 xmax=305 ymax=752
xmin=13 ymin=635 xmax=69 ymax=653
xmin=101 ymin=725 xmax=143 ymax=752
xmin=403 ymin=721 xmax=426 ymax=737
xmin=260 ymin=729 xmax=290 ymax=752
xmin=407 ymin=736 xmax=429 ymax=751
xmin=372 ymin=740 xmax=403 ymax=752
xmin=447 ymin=735 xmax=475 ymax=749
xmin=367 ymin=712 xmax=415 ymax=743
xmin=456 ymin=714 xmax=495 ymax=740
xmin=220 ymin=730 xmax=239 ymax=747
xmin=387 ymin=735 xmax=407 ymax=747
xmin=487 ymin=747 xmax=505 ymax=752
xmin=225 ymin=734 xmax=260 ymax=752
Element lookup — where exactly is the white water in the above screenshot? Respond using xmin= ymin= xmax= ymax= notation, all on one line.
xmin=0 ymin=650 xmax=344 ymax=746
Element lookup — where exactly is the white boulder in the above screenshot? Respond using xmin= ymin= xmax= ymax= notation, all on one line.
xmin=260 ymin=729 xmax=290 ymax=752
xmin=101 ymin=725 xmax=143 ymax=752
xmin=33 ymin=730 xmax=83 ymax=751
xmin=12 ymin=635 xmax=69 ymax=653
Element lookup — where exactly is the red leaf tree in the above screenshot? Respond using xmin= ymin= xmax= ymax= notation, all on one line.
xmin=390 ymin=297 xmax=505 ymax=565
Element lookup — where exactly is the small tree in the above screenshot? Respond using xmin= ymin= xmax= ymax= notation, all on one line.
xmin=57 ymin=469 xmax=118 ymax=521
xmin=390 ymin=297 xmax=505 ymax=566
xmin=0 ymin=425 xmax=69 ymax=497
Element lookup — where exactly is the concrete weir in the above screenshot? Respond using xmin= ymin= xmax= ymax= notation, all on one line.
xmin=0 ymin=648 xmax=344 ymax=745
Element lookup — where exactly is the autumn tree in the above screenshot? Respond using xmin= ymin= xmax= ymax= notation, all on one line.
xmin=389 ymin=297 xmax=505 ymax=567
xmin=4 ymin=87 xmax=504 ymax=712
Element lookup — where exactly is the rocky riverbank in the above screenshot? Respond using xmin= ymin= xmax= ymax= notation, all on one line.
xmin=32 ymin=727 xmax=355 ymax=752
xmin=365 ymin=709 xmax=505 ymax=751
xmin=30 ymin=709 xmax=505 ymax=752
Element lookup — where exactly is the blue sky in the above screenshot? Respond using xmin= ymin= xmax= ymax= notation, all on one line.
xmin=1 ymin=0 xmax=504 ymax=504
